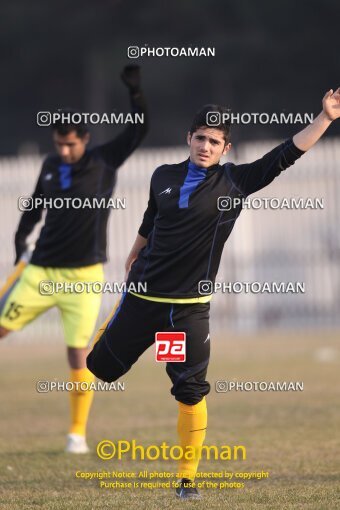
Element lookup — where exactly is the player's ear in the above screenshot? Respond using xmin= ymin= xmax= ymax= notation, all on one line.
xmin=186 ymin=132 xmax=192 ymax=146
xmin=223 ymin=142 xmax=231 ymax=155
xmin=83 ymin=133 xmax=90 ymax=146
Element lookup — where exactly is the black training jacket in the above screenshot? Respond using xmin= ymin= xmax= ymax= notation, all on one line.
xmin=16 ymin=93 xmax=148 ymax=267
xmin=127 ymin=139 xmax=304 ymax=298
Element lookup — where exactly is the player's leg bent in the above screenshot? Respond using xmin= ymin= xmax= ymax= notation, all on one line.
xmin=87 ymin=293 xmax=168 ymax=382
xmin=0 ymin=264 xmax=57 ymax=332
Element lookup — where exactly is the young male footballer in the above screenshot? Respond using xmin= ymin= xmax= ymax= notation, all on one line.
xmin=87 ymin=88 xmax=339 ymax=498
xmin=0 ymin=65 xmax=148 ymax=454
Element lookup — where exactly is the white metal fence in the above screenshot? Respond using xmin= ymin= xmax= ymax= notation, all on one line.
xmin=0 ymin=139 xmax=339 ymax=343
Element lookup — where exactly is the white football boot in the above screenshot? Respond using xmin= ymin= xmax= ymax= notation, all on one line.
xmin=65 ymin=433 xmax=90 ymax=454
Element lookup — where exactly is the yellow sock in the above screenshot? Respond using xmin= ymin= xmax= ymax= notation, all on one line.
xmin=69 ymin=368 xmax=95 ymax=437
xmin=177 ymin=397 xmax=207 ymax=480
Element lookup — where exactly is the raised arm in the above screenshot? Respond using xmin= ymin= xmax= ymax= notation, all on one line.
xmin=97 ymin=65 xmax=149 ymax=168
xmin=293 ymin=88 xmax=340 ymax=151
xmin=226 ymin=87 xmax=339 ymax=197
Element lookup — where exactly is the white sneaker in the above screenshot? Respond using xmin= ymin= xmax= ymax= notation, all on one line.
xmin=65 ymin=433 xmax=90 ymax=454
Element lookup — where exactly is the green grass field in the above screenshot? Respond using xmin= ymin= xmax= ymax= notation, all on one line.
xmin=0 ymin=331 xmax=339 ymax=510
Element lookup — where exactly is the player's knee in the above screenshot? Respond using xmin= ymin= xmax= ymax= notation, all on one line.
xmin=86 ymin=351 xmax=127 ymax=383
xmin=86 ymin=336 xmax=130 ymax=383
xmin=67 ymin=346 xmax=89 ymax=369
xmin=0 ymin=326 xmax=10 ymax=339
xmin=166 ymin=363 xmax=210 ymax=405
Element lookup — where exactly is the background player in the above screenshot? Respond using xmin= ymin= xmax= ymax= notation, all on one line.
xmin=0 ymin=65 xmax=148 ymax=453
xmin=87 ymin=88 xmax=339 ymax=498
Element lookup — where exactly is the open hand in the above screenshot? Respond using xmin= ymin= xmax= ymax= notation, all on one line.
xmin=322 ymin=88 xmax=340 ymax=121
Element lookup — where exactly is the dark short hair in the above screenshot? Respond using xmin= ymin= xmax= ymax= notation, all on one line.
xmin=52 ymin=108 xmax=89 ymax=138
xmin=189 ymin=104 xmax=231 ymax=143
